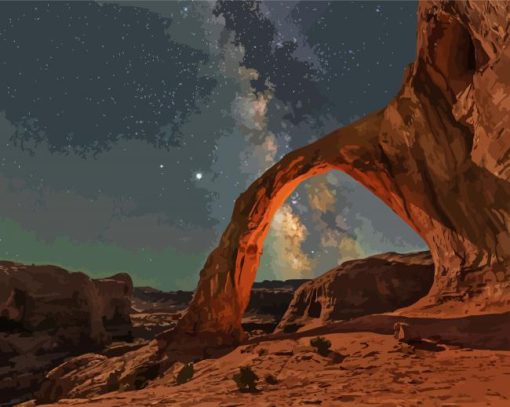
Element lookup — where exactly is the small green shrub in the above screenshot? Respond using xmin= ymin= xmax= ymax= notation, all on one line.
xmin=264 ymin=373 xmax=278 ymax=385
xmin=310 ymin=336 xmax=331 ymax=356
xmin=175 ymin=363 xmax=194 ymax=385
xmin=233 ymin=366 xmax=259 ymax=392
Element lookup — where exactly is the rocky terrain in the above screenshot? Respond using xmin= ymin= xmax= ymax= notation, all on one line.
xmin=130 ymin=279 xmax=308 ymax=339
xmin=31 ymin=249 xmax=510 ymax=405
xmin=0 ymin=262 xmax=133 ymax=405
xmin=0 ymin=263 xmax=309 ymax=406
xmin=132 ymin=280 xmax=309 ymax=338
xmin=30 ymin=331 xmax=510 ymax=407
xmin=0 ymin=262 xmax=306 ymax=405
xmin=0 ymin=252 xmax=426 ymax=404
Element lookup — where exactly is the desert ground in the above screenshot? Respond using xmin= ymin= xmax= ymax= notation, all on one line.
xmin=32 ymin=329 xmax=510 ymax=407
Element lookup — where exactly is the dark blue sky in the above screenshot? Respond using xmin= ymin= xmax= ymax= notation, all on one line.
xmin=0 ymin=1 xmax=424 ymax=289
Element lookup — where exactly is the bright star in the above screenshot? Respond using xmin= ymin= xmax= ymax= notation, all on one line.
xmin=195 ymin=172 xmax=203 ymax=180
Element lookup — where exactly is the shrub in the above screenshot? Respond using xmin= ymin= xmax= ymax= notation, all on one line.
xmin=233 ymin=366 xmax=259 ymax=392
xmin=175 ymin=363 xmax=194 ymax=385
xmin=264 ymin=373 xmax=278 ymax=385
xmin=310 ymin=336 xmax=331 ymax=356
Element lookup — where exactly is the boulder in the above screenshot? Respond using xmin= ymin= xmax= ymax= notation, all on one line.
xmin=276 ymin=252 xmax=434 ymax=333
xmin=393 ymin=322 xmax=422 ymax=343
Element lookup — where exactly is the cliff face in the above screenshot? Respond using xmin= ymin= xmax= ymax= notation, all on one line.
xmin=0 ymin=261 xmax=133 ymax=404
xmin=0 ymin=261 xmax=133 ymax=343
xmin=276 ymin=252 xmax=434 ymax=333
xmin=163 ymin=0 xmax=510 ymax=351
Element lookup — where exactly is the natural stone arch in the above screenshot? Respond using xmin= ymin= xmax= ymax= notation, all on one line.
xmin=158 ymin=1 xmax=510 ymax=354
xmin=160 ymin=111 xmax=402 ymax=352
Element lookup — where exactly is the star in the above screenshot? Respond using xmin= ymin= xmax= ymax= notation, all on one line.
xmin=195 ymin=172 xmax=203 ymax=180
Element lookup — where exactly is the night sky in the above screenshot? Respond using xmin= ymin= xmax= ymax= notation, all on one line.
xmin=0 ymin=1 xmax=425 ymax=290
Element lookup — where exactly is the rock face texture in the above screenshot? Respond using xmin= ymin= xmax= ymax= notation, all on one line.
xmin=276 ymin=252 xmax=434 ymax=333
xmin=36 ymin=342 xmax=162 ymax=404
xmin=161 ymin=0 xmax=510 ymax=351
xmin=0 ymin=261 xmax=133 ymax=343
xmin=0 ymin=261 xmax=133 ymax=404
xmin=33 ymin=280 xmax=307 ymax=404
xmin=31 ymin=332 xmax=510 ymax=407
xmin=94 ymin=273 xmax=134 ymax=339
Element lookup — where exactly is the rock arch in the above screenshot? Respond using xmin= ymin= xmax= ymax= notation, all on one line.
xmin=159 ymin=0 xmax=510 ymax=353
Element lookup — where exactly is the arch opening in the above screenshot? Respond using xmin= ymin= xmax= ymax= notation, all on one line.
xmin=241 ymin=170 xmax=428 ymax=335
xmin=161 ymin=110 xmax=436 ymax=352
xmin=257 ymin=170 xmax=426 ymax=283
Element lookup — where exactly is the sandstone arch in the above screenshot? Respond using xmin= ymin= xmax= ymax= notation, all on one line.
xmin=160 ymin=1 xmax=510 ymax=353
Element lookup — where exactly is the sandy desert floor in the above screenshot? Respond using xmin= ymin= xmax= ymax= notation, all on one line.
xmin=33 ymin=330 xmax=510 ymax=407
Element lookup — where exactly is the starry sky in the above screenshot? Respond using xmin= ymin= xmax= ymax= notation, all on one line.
xmin=0 ymin=1 xmax=425 ymax=290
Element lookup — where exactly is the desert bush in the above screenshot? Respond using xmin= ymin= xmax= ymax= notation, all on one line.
xmin=264 ymin=373 xmax=278 ymax=385
xmin=310 ymin=336 xmax=331 ymax=356
xmin=233 ymin=366 xmax=258 ymax=392
xmin=175 ymin=363 xmax=194 ymax=385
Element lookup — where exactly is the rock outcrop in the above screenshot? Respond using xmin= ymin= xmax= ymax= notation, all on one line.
xmin=276 ymin=252 xmax=434 ymax=333
xmin=161 ymin=0 xmax=510 ymax=351
xmin=34 ymin=280 xmax=309 ymax=403
xmin=36 ymin=342 xmax=163 ymax=404
xmin=0 ymin=261 xmax=133 ymax=405
xmin=0 ymin=261 xmax=133 ymax=343
xmin=94 ymin=273 xmax=134 ymax=339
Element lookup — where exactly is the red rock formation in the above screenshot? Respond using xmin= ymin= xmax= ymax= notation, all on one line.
xmin=0 ymin=262 xmax=134 ymax=404
xmin=94 ymin=273 xmax=134 ymax=338
xmin=276 ymin=252 xmax=434 ymax=333
xmin=37 ymin=342 xmax=162 ymax=403
xmin=161 ymin=0 xmax=510 ymax=351
xmin=0 ymin=262 xmax=133 ymax=343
